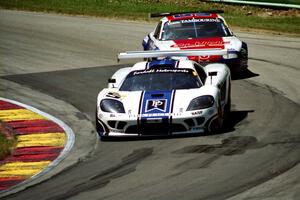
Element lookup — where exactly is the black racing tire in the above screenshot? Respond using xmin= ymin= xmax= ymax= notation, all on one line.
xmin=224 ymin=82 xmax=231 ymax=121
xmin=238 ymin=42 xmax=249 ymax=73
xmin=231 ymin=44 xmax=248 ymax=75
xmin=240 ymin=47 xmax=248 ymax=70
xmin=95 ymin=108 xmax=109 ymax=139
xmin=95 ymin=109 xmax=101 ymax=132
xmin=208 ymin=100 xmax=224 ymax=134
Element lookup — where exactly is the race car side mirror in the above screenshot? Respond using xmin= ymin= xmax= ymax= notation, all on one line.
xmin=208 ymin=71 xmax=217 ymax=76
xmin=108 ymin=78 xmax=116 ymax=84
xmin=208 ymin=72 xmax=218 ymax=85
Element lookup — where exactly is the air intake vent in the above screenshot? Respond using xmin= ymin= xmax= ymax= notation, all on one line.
xmin=117 ymin=121 xmax=127 ymax=130
xmin=107 ymin=121 xmax=117 ymax=128
xmin=151 ymin=93 xmax=164 ymax=98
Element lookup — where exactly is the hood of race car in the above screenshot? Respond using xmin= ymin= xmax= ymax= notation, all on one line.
xmin=100 ymin=88 xmax=214 ymax=116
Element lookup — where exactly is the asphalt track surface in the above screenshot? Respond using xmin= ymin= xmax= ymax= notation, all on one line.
xmin=1 ymin=9 xmax=300 ymax=200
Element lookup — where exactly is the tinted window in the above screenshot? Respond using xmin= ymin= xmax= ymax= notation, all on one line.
xmin=194 ymin=63 xmax=207 ymax=84
xmin=120 ymin=68 xmax=202 ymax=91
xmin=161 ymin=19 xmax=231 ymax=40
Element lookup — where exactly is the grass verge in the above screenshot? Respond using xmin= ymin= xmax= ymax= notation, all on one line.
xmin=0 ymin=0 xmax=299 ymax=34
xmin=0 ymin=122 xmax=16 ymax=160
xmin=244 ymin=0 xmax=300 ymax=5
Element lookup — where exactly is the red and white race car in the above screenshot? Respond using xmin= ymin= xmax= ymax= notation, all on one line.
xmin=143 ymin=10 xmax=248 ymax=73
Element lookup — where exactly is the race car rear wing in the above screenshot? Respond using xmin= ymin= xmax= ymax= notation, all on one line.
xmin=117 ymin=49 xmax=232 ymax=61
xmin=149 ymin=10 xmax=224 ymax=18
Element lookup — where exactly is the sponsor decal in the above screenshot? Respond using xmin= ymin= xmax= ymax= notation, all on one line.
xmin=167 ymin=13 xmax=218 ymax=21
xmin=194 ymin=13 xmax=213 ymax=17
xmin=141 ymin=113 xmax=169 ymax=118
xmin=171 ymin=38 xmax=227 ymax=62
xmin=171 ymin=39 xmax=228 ymax=49
xmin=191 ymin=127 xmax=203 ymax=131
xmin=191 ymin=110 xmax=203 ymax=115
xmin=106 ymin=92 xmax=121 ymax=99
xmin=198 ymin=55 xmax=211 ymax=61
xmin=106 ymin=92 xmax=127 ymax=100
xmin=133 ymin=68 xmax=190 ymax=76
xmin=133 ymin=69 xmax=155 ymax=75
xmin=173 ymin=13 xmax=193 ymax=19
xmin=136 ymin=112 xmax=181 ymax=118
xmin=146 ymin=99 xmax=167 ymax=113
xmin=179 ymin=18 xmax=220 ymax=24
xmin=140 ymin=90 xmax=174 ymax=120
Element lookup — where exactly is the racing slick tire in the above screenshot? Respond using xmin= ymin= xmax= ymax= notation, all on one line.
xmin=207 ymin=100 xmax=224 ymax=134
xmin=95 ymin=109 xmax=109 ymax=140
xmin=240 ymin=46 xmax=248 ymax=71
xmin=231 ymin=43 xmax=248 ymax=75
xmin=237 ymin=43 xmax=248 ymax=73
xmin=224 ymin=82 xmax=231 ymax=121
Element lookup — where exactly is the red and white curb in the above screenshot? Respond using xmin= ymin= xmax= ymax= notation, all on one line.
xmin=0 ymin=97 xmax=74 ymax=192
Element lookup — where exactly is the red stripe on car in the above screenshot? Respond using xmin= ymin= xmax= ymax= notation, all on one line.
xmin=171 ymin=37 xmax=225 ymax=62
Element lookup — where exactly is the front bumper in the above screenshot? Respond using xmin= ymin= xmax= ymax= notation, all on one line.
xmin=96 ymin=108 xmax=217 ymax=137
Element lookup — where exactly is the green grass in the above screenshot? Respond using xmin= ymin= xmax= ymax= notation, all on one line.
xmin=0 ymin=0 xmax=299 ymax=34
xmin=226 ymin=13 xmax=300 ymax=33
xmin=243 ymin=0 xmax=300 ymax=5
xmin=0 ymin=123 xmax=16 ymax=160
xmin=0 ymin=134 xmax=12 ymax=160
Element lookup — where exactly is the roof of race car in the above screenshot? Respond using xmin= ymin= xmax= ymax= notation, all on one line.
xmin=130 ymin=59 xmax=196 ymax=72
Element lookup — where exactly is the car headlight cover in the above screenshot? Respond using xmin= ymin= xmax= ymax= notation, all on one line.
xmin=187 ymin=95 xmax=215 ymax=111
xmin=223 ymin=52 xmax=238 ymax=59
xmin=100 ymin=99 xmax=125 ymax=113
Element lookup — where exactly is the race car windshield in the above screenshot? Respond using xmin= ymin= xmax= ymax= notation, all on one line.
xmin=161 ymin=19 xmax=231 ymax=40
xmin=120 ymin=68 xmax=202 ymax=91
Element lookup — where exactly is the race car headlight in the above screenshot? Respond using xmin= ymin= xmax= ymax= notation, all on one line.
xmin=223 ymin=52 xmax=238 ymax=59
xmin=100 ymin=99 xmax=125 ymax=113
xmin=187 ymin=95 xmax=215 ymax=111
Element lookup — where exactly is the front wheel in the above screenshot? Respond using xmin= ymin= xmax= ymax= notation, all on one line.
xmin=95 ymin=109 xmax=109 ymax=138
xmin=224 ymin=82 xmax=231 ymax=121
xmin=207 ymin=101 xmax=224 ymax=134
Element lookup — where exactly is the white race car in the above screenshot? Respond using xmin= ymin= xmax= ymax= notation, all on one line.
xmin=96 ymin=50 xmax=231 ymax=138
xmin=143 ymin=10 xmax=248 ymax=73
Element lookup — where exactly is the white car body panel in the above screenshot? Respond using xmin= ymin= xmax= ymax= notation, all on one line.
xmin=96 ymin=51 xmax=231 ymax=138
xmin=143 ymin=12 xmax=248 ymax=71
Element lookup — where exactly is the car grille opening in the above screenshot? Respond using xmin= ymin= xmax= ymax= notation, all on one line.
xmin=108 ymin=121 xmax=127 ymax=130
xmin=107 ymin=120 xmax=117 ymax=128
xmin=196 ymin=117 xmax=205 ymax=125
xmin=117 ymin=121 xmax=127 ymax=130
xmin=125 ymin=123 xmax=187 ymax=135
xmin=184 ymin=119 xmax=195 ymax=127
